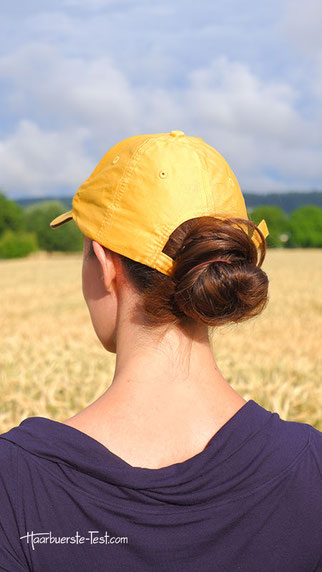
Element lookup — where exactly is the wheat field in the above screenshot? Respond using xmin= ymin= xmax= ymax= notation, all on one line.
xmin=1 ymin=248 xmax=321 ymax=434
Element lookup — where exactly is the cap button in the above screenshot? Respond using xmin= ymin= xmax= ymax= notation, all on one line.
xmin=170 ymin=130 xmax=184 ymax=138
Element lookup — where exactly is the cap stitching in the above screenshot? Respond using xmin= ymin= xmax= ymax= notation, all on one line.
xmin=96 ymin=136 xmax=155 ymax=242
xmin=191 ymin=147 xmax=211 ymax=211
xmin=179 ymin=138 xmax=238 ymax=214
xmin=98 ymin=135 xmax=176 ymax=262
xmin=98 ymin=135 xmax=213 ymax=246
xmin=93 ymin=134 xmax=248 ymax=271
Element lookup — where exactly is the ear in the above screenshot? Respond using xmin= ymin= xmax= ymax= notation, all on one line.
xmin=92 ymin=241 xmax=115 ymax=294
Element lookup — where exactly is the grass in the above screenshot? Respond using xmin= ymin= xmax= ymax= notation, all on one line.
xmin=1 ymin=248 xmax=321 ymax=433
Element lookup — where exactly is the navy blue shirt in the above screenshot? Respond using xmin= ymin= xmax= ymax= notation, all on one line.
xmin=0 ymin=399 xmax=321 ymax=571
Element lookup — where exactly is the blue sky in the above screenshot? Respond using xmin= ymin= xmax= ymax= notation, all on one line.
xmin=1 ymin=0 xmax=322 ymax=198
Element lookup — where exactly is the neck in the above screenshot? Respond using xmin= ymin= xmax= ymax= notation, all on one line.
xmin=78 ymin=321 xmax=245 ymax=429
xmin=63 ymin=322 xmax=247 ymax=468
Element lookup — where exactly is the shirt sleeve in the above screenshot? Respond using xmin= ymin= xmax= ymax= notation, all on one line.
xmin=309 ymin=425 xmax=322 ymax=570
xmin=0 ymin=437 xmax=29 ymax=571
xmin=309 ymin=424 xmax=322 ymax=476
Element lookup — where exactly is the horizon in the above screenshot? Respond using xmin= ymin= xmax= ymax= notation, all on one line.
xmin=8 ymin=189 xmax=322 ymax=203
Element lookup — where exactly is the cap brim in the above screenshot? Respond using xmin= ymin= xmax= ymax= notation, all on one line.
xmin=49 ymin=210 xmax=73 ymax=228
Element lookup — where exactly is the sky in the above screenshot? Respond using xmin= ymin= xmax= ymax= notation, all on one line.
xmin=1 ymin=0 xmax=322 ymax=199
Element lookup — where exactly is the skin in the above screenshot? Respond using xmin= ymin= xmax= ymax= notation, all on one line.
xmin=62 ymin=235 xmax=247 ymax=469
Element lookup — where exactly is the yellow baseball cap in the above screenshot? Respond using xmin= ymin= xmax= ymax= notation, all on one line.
xmin=50 ymin=130 xmax=269 ymax=276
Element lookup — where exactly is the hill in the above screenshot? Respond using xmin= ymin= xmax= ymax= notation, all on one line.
xmin=15 ymin=191 xmax=322 ymax=215
xmin=244 ymin=191 xmax=322 ymax=214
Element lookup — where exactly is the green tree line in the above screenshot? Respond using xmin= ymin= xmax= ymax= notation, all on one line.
xmin=0 ymin=192 xmax=82 ymax=258
xmin=1 ymin=191 xmax=322 ymax=259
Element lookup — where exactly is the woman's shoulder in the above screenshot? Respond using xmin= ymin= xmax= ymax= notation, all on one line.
xmin=307 ymin=423 xmax=322 ymax=471
xmin=281 ymin=415 xmax=321 ymax=466
xmin=272 ymin=419 xmax=322 ymax=499
xmin=0 ymin=430 xmax=18 ymax=459
xmin=246 ymin=404 xmax=322 ymax=494
xmin=0 ymin=432 xmax=31 ymax=570
xmin=0 ymin=432 xmax=19 ymax=488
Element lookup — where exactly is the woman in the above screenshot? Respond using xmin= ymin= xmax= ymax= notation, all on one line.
xmin=0 ymin=130 xmax=321 ymax=571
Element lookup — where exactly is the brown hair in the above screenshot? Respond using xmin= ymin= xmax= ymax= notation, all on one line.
xmin=90 ymin=216 xmax=269 ymax=329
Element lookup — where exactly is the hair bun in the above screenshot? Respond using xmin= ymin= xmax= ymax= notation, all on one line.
xmin=118 ymin=215 xmax=269 ymax=330
xmin=172 ymin=217 xmax=269 ymax=326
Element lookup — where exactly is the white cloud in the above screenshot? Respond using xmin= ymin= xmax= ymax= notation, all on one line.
xmin=0 ymin=120 xmax=93 ymax=196
xmin=281 ymin=0 xmax=322 ymax=128
xmin=283 ymin=0 xmax=322 ymax=55
xmin=1 ymin=0 xmax=322 ymax=197
xmin=62 ymin=0 xmax=136 ymax=8
xmin=187 ymin=57 xmax=304 ymax=142
xmin=0 ymin=44 xmax=138 ymax=131
xmin=184 ymin=57 xmax=322 ymax=190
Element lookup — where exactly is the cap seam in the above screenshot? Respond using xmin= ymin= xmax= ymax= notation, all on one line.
xmin=52 ymin=131 xmax=258 ymax=275
xmin=97 ymin=136 xmax=154 ymax=242
xmin=191 ymin=146 xmax=211 ymax=211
